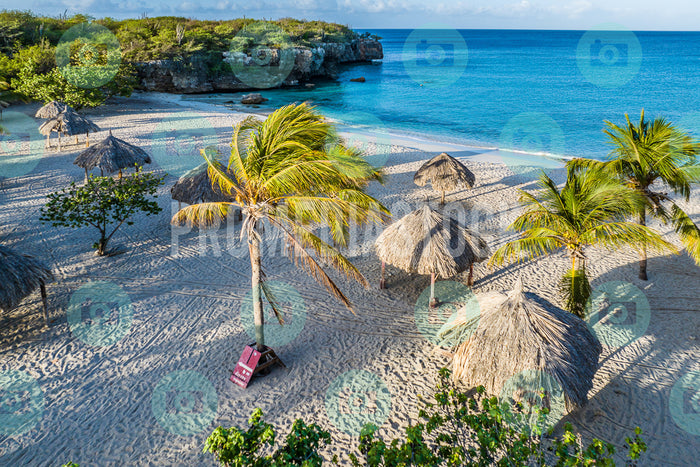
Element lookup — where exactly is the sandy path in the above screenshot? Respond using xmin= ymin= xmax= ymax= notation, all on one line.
xmin=0 ymin=94 xmax=698 ymax=466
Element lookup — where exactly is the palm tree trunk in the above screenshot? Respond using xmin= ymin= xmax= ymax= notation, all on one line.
xmin=248 ymin=234 xmax=265 ymax=351
xmin=638 ymin=210 xmax=648 ymax=280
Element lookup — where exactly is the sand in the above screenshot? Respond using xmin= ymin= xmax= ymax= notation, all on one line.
xmin=0 ymin=93 xmax=698 ymax=466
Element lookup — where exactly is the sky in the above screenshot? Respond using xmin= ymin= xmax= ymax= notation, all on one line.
xmin=5 ymin=0 xmax=700 ymax=31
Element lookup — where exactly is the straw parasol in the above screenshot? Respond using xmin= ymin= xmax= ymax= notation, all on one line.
xmin=0 ymin=245 xmax=54 ymax=325
xmin=39 ymin=109 xmax=100 ymax=151
xmin=34 ymin=101 xmax=75 ymax=120
xmin=448 ymin=278 xmax=601 ymax=412
xmin=374 ymin=205 xmax=490 ymax=306
xmin=414 ymin=152 xmax=476 ymax=204
xmin=170 ymin=162 xmax=236 ymax=208
xmin=74 ymin=130 xmax=151 ymax=181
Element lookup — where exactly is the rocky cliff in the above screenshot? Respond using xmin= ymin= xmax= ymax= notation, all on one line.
xmin=135 ymin=38 xmax=382 ymax=94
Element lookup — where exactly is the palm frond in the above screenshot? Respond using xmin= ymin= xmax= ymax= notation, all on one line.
xmin=671 ymin=203 xmax=700 ymax=264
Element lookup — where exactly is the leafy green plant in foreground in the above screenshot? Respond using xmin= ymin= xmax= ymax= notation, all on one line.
xmin=40 ymin=170 xmax=164 ymax=255
xmin=205 ymin=370 xmax=647 ymax=466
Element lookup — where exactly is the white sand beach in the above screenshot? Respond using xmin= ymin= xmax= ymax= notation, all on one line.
xmin=0 ymin=93 xmax=698 ymax=465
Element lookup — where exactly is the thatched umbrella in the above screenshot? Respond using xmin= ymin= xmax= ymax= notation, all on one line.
xmin=0 ymin=245 xmax=54 ymax=325
xmin=448 ymin=278 xmax=601 ymax=412
xmin=414 ymin=153 xmax=476 ymax=204
xmin=34 ymin=101 xmax=75 ymax=120
xmin=39 ymin=109 xmax=100 ymax=151
xmin=374 ymin=205 xmax=490 ymax=306
xmin=74 ymin=130 xmax=151 ymax=181
xmin=171 ymin=162 xmax=236 ymax=207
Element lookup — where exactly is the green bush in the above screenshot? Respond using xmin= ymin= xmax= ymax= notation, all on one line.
xmin=203 ymin=408 xmax=332 ymax=467
xmin=40 ymin=171 xmax=164 ymax=255
xmin=205 ymin=369 xmax=647 ymax=466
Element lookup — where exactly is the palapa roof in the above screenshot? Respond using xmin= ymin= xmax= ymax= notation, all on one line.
xmin=74 ymin=131 xmax=151 ymax=174
xmin=35 ymin=101 xmax=75 ymax=119
xmin=413 ymin=152 xmax=476 ymax=192
xmin=374 ymin=205 xmax=490 ymax=278
xmin=39 ymin=109 xmax=100 ymax=136
xmin=0 ymin=245 xmax=54 ymax=312
xmin=171 ymin=162 xmax=235 ymax=205
xmin=448 ymin=278 xmax=602 ymax=411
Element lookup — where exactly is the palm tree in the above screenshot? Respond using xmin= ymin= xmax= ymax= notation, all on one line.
xmin=172 ymin=103 xmax=389 ymax=351
xmin=490 ymin=167 xmax=675 ymax=316
xmin=569 ymin=111 xmax=700 ymax=280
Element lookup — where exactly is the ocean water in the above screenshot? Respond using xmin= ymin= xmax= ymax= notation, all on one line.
xmin=183 ymin=29 xmax=700 ymax=160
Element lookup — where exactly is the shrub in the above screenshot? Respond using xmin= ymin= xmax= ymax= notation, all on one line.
xmin=205 ymin=369 xmax=647 ymax=466
xmin=40 ymin=171 xmax=164 ymax=255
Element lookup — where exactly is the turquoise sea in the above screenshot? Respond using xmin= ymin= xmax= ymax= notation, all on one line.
xmin=184 ymin=29 xmax=700 ymax=160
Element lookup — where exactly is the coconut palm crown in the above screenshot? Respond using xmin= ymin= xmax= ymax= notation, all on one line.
xmin=172 ymin=103 xmax=388 ymax=350
xmin=568 ymin=110 xmax=700 ymax=280
xmin=490 ymin=167 xmax=675 ymax=316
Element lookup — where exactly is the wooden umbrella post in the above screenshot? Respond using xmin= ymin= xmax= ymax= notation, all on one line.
xmin=84 ymin=168 xmax=89 ymax=183
xmin=40 ymin=282 xmax=48 ymax=326
xmin=429 ymin=273 xmax=438 ymax=308
xmin=440 ymin=190 xmax=446 ymax=205
xmin=468 ymin=263 xmax=474 ymax=286
xmin=380 ymin=261 xmax=386 ymax=289
xmin=86 ymin=132 xmax=90 ymax=148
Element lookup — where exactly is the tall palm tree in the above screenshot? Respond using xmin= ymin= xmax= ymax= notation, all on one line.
xmin=569 ymin=111 xmax=700 ymax=280
xmin=490 ymin=167 xmax=675 ymax=316
xmin=172 ymin=103 xmax=389 ymax=351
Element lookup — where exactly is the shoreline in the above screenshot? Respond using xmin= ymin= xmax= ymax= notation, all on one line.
xmin=161 ymin=91 xmax=574 ymax=168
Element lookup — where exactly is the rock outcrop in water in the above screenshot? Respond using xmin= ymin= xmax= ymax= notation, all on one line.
xmin=135 ymin=38 xmax=383 ymax=94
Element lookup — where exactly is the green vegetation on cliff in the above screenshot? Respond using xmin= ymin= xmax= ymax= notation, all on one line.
xmin=0 ymin=10 xmax=378 ymax=108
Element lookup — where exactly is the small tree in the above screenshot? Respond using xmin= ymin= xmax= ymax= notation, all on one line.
xmin=40 ymin=171 xmax=164 ymax=255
